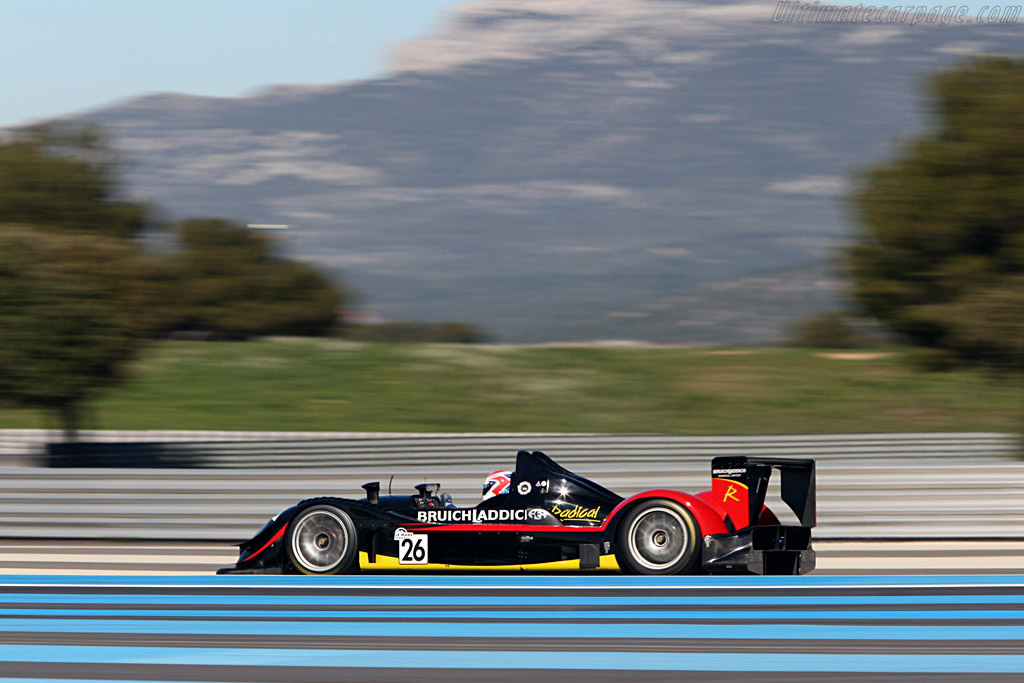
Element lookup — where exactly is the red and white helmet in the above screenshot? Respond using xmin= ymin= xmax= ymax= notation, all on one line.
xmin=482 ymin=469 xmax=513 ymax=501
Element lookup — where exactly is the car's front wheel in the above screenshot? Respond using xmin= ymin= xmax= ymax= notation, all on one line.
xmin=615 ymin=499 xmax=700 ymax=575
xmin=286 ymin=505 xmax=357 ymax=575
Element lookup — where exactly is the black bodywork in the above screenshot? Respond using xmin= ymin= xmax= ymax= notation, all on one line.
xmin=217 ymin=450 xmax=816 ymax=575
xmin=702 ymin=456 xmax=817 ymax=575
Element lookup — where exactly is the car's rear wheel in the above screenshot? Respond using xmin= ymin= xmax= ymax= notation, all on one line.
xmin=615 ymin=499 xmax=699 ymax=575
xmin=286 ymin=505 xmax=357 ymax=575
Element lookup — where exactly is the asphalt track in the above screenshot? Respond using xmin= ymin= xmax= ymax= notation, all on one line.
xmin=1 ymin=574 xmax=1024 ymax=682
xmin=4 ymin=540 xmax=1024 ymax=574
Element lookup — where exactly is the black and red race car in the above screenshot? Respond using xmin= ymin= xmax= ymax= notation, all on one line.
xmin=218 ymin=450 xmax=815 ymax=576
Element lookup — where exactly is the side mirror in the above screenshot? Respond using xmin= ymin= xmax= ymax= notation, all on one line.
xmin=362 ymin=481 xmax=380 ymax=505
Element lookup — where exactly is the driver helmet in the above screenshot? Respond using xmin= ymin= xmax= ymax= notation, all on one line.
xmin=482 ymin=469 xmax=513 ymax=501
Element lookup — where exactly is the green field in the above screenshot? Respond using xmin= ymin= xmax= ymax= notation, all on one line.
xmin=0 ymin=339 xmax=1020 ymax=433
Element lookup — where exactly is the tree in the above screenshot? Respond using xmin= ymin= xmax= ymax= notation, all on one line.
xmin=0 ymin=230 xmax=156 ymax=438
xmin=785 ymin=311 xmax=863 ymax=349
xmin=343 ymin=320 xmax=489 ymax=344
xmin=166 ymin=218 xmax=343 ymax=338
xmin=847 ymin=57 xmax=1024 ymax=372
xmin=0 ymin=124 xmax=147 ymax=238
xmin=0 ymin=125 xmax=157 ymax=438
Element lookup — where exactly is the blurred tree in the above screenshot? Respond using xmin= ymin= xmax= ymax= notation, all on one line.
xmin=166 ymin=218 xmax=343 ymax=339
xmin=0 ymin=125 xmax=159 ymax=439
xmin=428 ymin=322 xmax=490 ymax=344
xmin=785 ymin=311 xmax=863 ymax=349
xmin=0 ymin=124 xmax=148 ymax=238
xmin=848 ymin=56 xmax=1024 ymax=373
xmin=343 ymin=320 xmax=489 ymax=344
xmin=0 ymin=230 xmax=158 ymax=439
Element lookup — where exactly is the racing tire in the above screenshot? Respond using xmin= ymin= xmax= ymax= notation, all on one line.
xmin=286 ymin=505 xmax=358 ymax=575
xmin=615 ymin=499 xmax=700 ymax=575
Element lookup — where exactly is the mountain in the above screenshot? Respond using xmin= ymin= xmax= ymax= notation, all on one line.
xmin=59 ymin=0 xmax=1021 ymax=342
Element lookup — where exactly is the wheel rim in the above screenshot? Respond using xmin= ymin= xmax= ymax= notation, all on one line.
xmin=291 ymin=509 xmax=348 ymax=573
xmin=627 ymin=506 xmax=689 ymax=571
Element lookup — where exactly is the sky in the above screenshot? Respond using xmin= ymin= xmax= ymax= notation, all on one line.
xmin=0 ymin=0 xmax=464 ymax=127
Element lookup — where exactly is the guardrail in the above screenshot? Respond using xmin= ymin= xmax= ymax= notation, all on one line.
xmin=1 ymin=429 xmax=1018 ymax=467
xmin=0 ymin=431 xmax=1021 ymax=542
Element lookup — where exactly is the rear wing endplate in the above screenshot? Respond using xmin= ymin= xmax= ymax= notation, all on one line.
xmin=711 ymin=456 xmax=816 ymax=529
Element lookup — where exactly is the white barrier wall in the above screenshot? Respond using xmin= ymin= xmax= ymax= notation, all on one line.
xmin=0 ymin=431 xmax=1020 ymax=541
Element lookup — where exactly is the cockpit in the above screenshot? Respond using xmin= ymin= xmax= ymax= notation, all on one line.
xmin=361 ymin=450 xmax=624 ymax=526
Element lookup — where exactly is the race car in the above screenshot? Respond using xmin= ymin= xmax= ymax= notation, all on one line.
xmin=218 ymin=450 xmax=816 ymax=576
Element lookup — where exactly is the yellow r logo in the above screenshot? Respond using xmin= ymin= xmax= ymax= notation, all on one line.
xmin=724 ymin=485 xmax=740 ymax=503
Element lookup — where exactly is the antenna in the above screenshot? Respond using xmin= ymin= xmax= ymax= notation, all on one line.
xmin=388 ymin=474 xmax=394 ymax=495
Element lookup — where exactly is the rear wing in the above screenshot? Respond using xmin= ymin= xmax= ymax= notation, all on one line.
xmin=711 ymin=456 xmax=815 ymax=530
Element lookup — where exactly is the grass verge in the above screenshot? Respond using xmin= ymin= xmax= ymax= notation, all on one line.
xmin=0 ymin=339 xmax=1019 ymax=434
